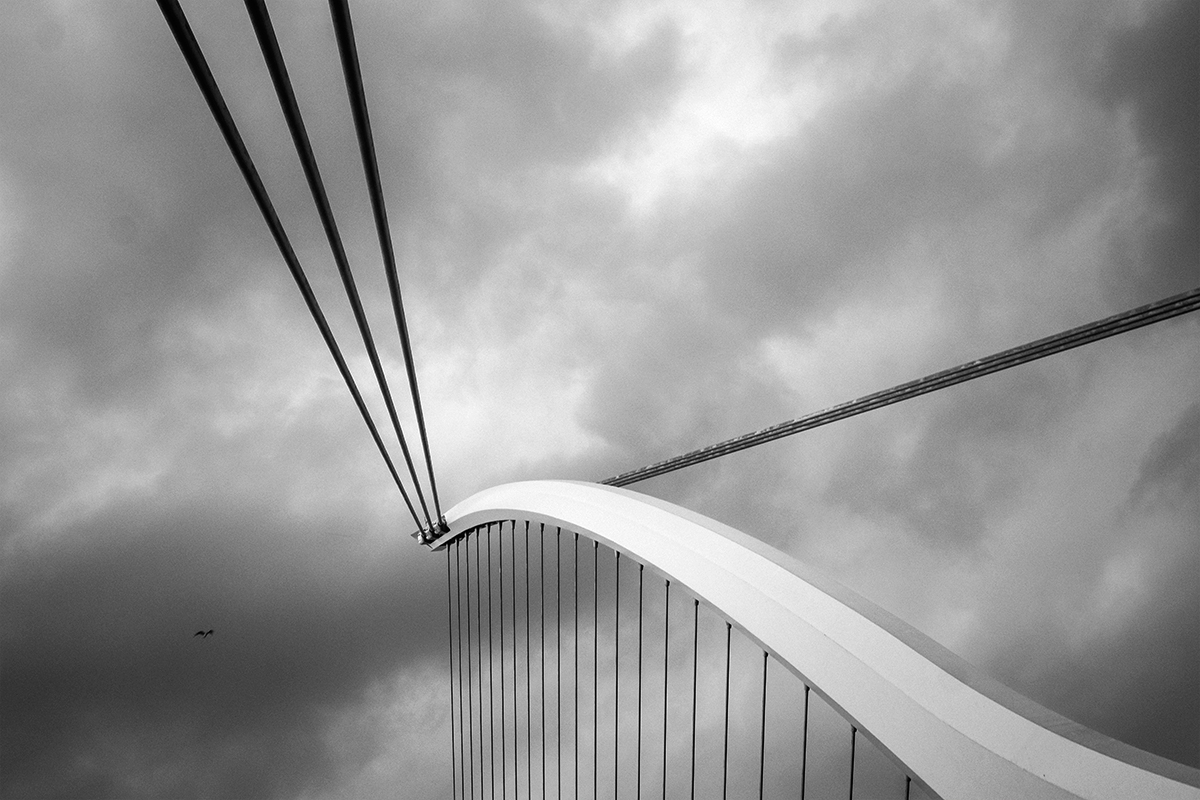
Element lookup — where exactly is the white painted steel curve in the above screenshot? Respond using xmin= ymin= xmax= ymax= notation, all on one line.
xmin=429 ymin=480 xmax=1200 ymax=800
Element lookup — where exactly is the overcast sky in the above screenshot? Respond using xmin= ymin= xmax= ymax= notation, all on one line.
xmin=1 ymin=0 xmax=1197 ymax=797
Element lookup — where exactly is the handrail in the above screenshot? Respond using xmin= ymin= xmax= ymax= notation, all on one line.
xmin=427 ymin=480 xmax=1200 ymax=800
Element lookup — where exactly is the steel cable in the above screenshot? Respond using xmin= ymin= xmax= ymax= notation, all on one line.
xmin=458 ymin=541 xmax=469 ymax=798
xmin=499 ymin=523 xmax=508 ymax=797
xmin=476 ymin=532 xmax=486 ymax=793
xmin=721 ymin=623 xmax=731 ymax=800
xmin=662 ymin=580 xmax=670 ymax=800
xmin=689 ymin=599 xmax=699 ymax=800
xmin=465 ymin=536 xmax=476 ymax=800
xmin=800 ymin=684 xmax=810 ymax=800
xmin=615 ymin=552 xmax=621 ymax=798
xmin=592 ymin=541 xmax=599 ymax=800
xmin=487 ymin=525 xmax=496 ymax=799
xmin=540 ymin=525 xmax=547 ymax=798
xmin=849 ymin=726 xmax=858 ymax=800
xmin=556 ymin=529 xmax=562 ymax=800
xmin=512 ymin=525 xmax=520 ymax=798
xmin=758 ymin=652 xmax=768 ymax=800
xmin=573 ymin=532 xmax=580 ymax=800
xmin=637 ymin=564 xmax=645 ymax=800
xmin=328 ymin=0 xmax=446 ymax=527
xmin=154 ymin=0 xmax=424 ymax=531
xmin=242 ymin=0 xmax=434 ymax=531
xmin=604 ymin=288 xmax=1200 ymax=486
xmin=525 ymin=523 xmax=533 ymax=796
xmin=447 ymin=548 xmax=458 ymax=800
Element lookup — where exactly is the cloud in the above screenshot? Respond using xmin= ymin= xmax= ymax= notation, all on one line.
xmin=982 ymin=411 xmax=1200 ymax=766
xmin=0 ymin=0 xmax=282 ymax=406
xmin=1100 ymin=0 xmax=1200 ymax=302
xmin=345 ymin=0 xmax=683 ymax=296
xmin=0 ymin=494 xmax=446 ymax=798
xmin=950 ymin=329 xmax=1200 ymax=762
xmin=1131 ymin=400 xmax=1200 ymax=505
xmin=2 ymin=0 xmax=1197 ymax=796
xmin=566 ymin=0 xmax=1200 ymax=771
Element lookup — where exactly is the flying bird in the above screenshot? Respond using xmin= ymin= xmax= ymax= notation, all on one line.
xmin=194 ymin=630 xmax=213 ymax=638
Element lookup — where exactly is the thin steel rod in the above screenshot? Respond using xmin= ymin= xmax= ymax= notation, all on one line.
xmin=849 ymin=726 xmax=857 ymax=800
xmin=477 ymin=532 xmax=486 ymax=795
xmin=153 ymin=0 xmax=422 ymax=530
xmin=487 ymin=525 xmax=496 ymax=800
xmin=593 ymin=540 xmax=599 ymax=800
xmin=499 ymin=523 xmax=508 ymax=798
xmin=243 ymin=0 xmax=433 ymax=531
xmin=327 ymin=0 xmax=445 ymax=525
xmin=556 ymin=528 xmax=562 ymax=800
xmin=800 ymin=685 xmax=810 ymax=800
xmin=466 ymin=535 xmax=476 ymax=800
xmin=721 ymin=623 xmax=731 ymax=800
xmin=615 ymin=552 xmax=621 ymax=799
xmin=525 ymin=523 xmax=533 ymax=796
xmin=689 ymin=599 xmax=699 ymax=800
xmin=512 ymin=523 xmax=520 ymax=799
xmin=448 ymin=546 xmax=459 ymax=800
xmin=540 ymin=525 xmax=547 ymax=799
xmin=637 ymin=565 xmax=644 ymax=800
xmin=604 ymin=287 xmax=1200 ymax=487
xmin=662 ymin=580 xmax=670 ymax=800
xmin=458 ymin=540 xmax=468 ymax=799
xmin=905 ymin=775 xmax=911 ymax=800
xmin=574 ymin=532 xmax=580 ymax=800
xmin=758 ymin=652 xmax=768 ymax=800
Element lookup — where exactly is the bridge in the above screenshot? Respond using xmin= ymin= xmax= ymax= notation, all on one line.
xmin=153 ymin=2 xmax=1200 ymax=797
xmin=428 ymin=481 xmax=1199 ymax=800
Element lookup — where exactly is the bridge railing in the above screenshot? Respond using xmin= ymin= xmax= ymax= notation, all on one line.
xmin=426 ymin=480 xmax=1200 ymax=800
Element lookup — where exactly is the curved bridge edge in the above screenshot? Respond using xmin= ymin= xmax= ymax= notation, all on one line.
xmin=432 ymin=479 xmax=1200 ymax=800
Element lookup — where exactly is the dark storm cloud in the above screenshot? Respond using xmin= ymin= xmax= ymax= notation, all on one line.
xmin=568 ymin=3 xmax=1199 ymax=775
xmin=989 ymin=536 xmax=1200 ymax=767
xmin=821 ymin=362 xmax=1066 ymax=547
xmin=356 ymin=0 xmax=683 ymax=293
xmin=576 ymin=0 xmax=1137 ymax=532
xmin=1 ymin=2 xmax=683 ymax=795
xmin=0 ymin=497 xmax=444 ymax=799
xmin=3 ymin=0 xmax=1198 ymax=795
xmin=987 ymin=402 xmax=1200 ymax=765
xmin=573 ymin=0 xmax=1148 ymax=513
xmin=1131 ymin=400 xmax=1200 ymax=506
xmin=1100 ymin=0 xmax=1200 ymax=302
xmin=578 ymin=297 xmax=795 ymax=477
xmin=0 ymin=0 xmax=278 ymax=405
xmin=698 ymin=73 xmax=992 ymax=324
xmin=0 ymin=0 xmax=681 ymax=405
xmin=410 ymin=1 xmax=680 ymax=166
xmin=691 ymin=3 xmax=1130 ymax=331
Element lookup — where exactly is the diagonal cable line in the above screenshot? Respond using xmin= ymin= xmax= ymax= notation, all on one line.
xmin=328 ymin=0 xmax=447 ymax=529
xmin=154 ymin=0 xmax=425 ymax=531
xmin=604 ymin=287 xmax=1200 ymax=486
xmin=243 ymin=0 xmax=434 ymax=532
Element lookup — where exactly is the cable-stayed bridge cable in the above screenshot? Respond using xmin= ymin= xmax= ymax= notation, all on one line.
xmin=154 ymin=0 xmax=424 ymax=530
xmin=604 ymin=287 xmax=1200 ymax=486
xmin=328 ymin=0 xmax=446 ymax=529
xmin=243 ymin=0 xmax=434 ymax=532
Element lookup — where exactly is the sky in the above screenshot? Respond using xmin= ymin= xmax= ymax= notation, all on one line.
xmin=1 ymin=0 xmax=1197 ymax=797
